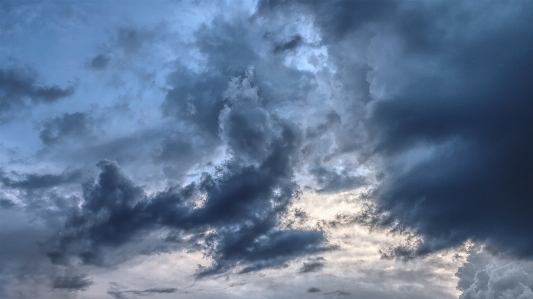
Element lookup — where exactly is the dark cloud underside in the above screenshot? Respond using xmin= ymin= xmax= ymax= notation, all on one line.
xmin=52 ymin=275 xmax=93 ymax=291
xmin=2 ymin=1 xmax=533 ymax=298
xmin=0 ymin=66 xmax=75 ymax=121
xmin=260 ymin=0 xmax=533 ymax=259
xmin=51 ymin=72 xmax=327 ymax=275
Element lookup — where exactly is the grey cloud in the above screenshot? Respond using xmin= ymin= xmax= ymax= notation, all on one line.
xmin=52 ymin=275 xmax=93 ymax=291
xmin=153 ymin=136 xmax=193 ymax=162
xmin=311 ymin=165 xmax=366 ymax=194
xmin=273 ymin=34 xmax=303 ymax=53
xmin=459 ymin=264 xmax=533 ymax=299
xmin=0 ymin=207 xmax=71 ymax=299
xmin=0 ymin=198 xmax=15 ymax=209
xmin=456 ymin=248 xmax=533 ymax=299
xmin=308 ymin=287 xmax=321 ymax=293
xmin=130 ymin=287 xmax=178 ymax=295
xmin=116 ymin=27 xmax=157 ymax=53
xmin=324 ymin=290 xmax=352 ymax=296
xmin=365 ymin=3 xmax=533 ymax=257
xmin=257 ymin=0 xmax=397 ymax=41
xmin=305 ymin=111 xmax=341 ymax=139
xmin=456 ymin=248 xmax=493 ymax=293
xmin=161 ymin=17 xmax=259 ymax=140
xmin=1 ymin=169 xmax=83 ymax=190
xmin=0 ymin=66 xmax=75 ymax=121
xmin=299 ymin=257 xmax=325 ymax=273
xmin=90 ymin=54 xmax=110 ymax=70
xmin=51 ymin=74 xmax=327 ymax=275
xmin=107 ymin=283 xmax=178 ymax=299
xmin=161 ymin=14 xmax=314 ymax=142
xmin=263 ymin=0 xmax=533 ymax=260
xmin=65 ymin=126 xmax=167 ymax=168
xmin=51 ymin=142 xmax=325 ymax=274
xmin=39 ymin=112 xmax=94 ymax=146
xmin=152 ymin=129 xmax=220 ymax=179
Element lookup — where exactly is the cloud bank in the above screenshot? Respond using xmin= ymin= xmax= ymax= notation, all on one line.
xmin=1 ymin=0 xmax=533 ymax=298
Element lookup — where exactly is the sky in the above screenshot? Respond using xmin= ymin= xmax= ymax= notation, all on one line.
xmin=1 ymin=0 xmax=533 ymax=298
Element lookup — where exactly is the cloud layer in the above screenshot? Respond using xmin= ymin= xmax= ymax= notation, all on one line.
xmin=2 ymin=1 xmax=533 ymax=298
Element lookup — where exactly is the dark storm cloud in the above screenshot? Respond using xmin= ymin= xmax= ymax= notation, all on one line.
xmin=52 ymin=275 xmax=93 ymax=291
xmin=0 ymin=66 xmax=75 ymax=121
xmin=1 ymin=168 xmax=82 ymax=190
xmin=263 ymin=0 xmax=533 ymax=260
xmin=308 ymin=287 xmax=321 ymax=293
xmin=52 ymin=130 xmax=324 ymax=273
xmin=365 ymin=3 xmax=533 ymax=258
xmin=51 ymin=73 xmax=326 ymax=275
xmin=39 ymin=112 xmax=93 ymax=146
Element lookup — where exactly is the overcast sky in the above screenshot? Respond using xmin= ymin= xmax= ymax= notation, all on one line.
xmin=1 ymin=1 xmax=533 ymax=298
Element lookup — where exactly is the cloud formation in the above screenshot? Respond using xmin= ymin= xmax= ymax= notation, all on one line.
xmin=456 ymin=248 xmax=533 ymax=299
xmin=52 ymin=275 xmax=93 ymax=291
xmin=0 ymin=66 xmax=75 ymax=122
xmin=50 ymin=71 xmax=327 ymax=276
xmin=1 ymin=169 xmax=82 ymax=191
xmin=39 ymin=112 xmax=95 ymax=146
xmin=259 ymin=0 xmax=533 ymax=260
xmin=2 ymin=1 xmax=533 ymax=298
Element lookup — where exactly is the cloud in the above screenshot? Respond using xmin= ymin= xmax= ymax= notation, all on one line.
xmin=50 ymin=72 xmax=327 ymax=276
xmin=273 ymin=35 xmax=303 ymax=53
xmin=0 ymin=199 xmax=15 ymax=209
xmin=52 ymin=275 xmax=93 ymax=291
xmin=310 ymin=165 xmax=367 ymax=194
xmin=307 ymin=287 xmax=321 ymax=293
xmin=6 ymin=1 xmax=533 ymax=297
xmin=365 ymin=2 xmax=533 ymax=258
xmin=116 ymin=27 xmax=160 ymax=54
xmin=257 ymin=0 xmax=396 ymax=41
xmin=89 ymin=54 xmax=110 ymax=70
xmin=0 ymin=66 xmax=75 ymax=121
xmin=260 ymin=0 xmax=533 ymax=260
xmin=39 ymin=112 xmax=94 ymax=146
xmin=324 ymin=290 xmax=351 ymax=296
xmin=107 ymin=283 xmax=178 ymax=299
xmin=1 ymin=169 xmax=83 ymax=190
xmin=299 ymin=256 xmax=325 ymax=273
xmin=459 ymin=264 xmax=533 ymax=299
xmin=455 ymin=247 xmax=533 ymax=299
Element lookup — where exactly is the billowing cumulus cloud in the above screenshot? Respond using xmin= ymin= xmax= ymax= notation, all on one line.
xmin=456 ymin=247 xmax=533 ymax=299
xmin=49 ymin=72 xmax=327 ymax=276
